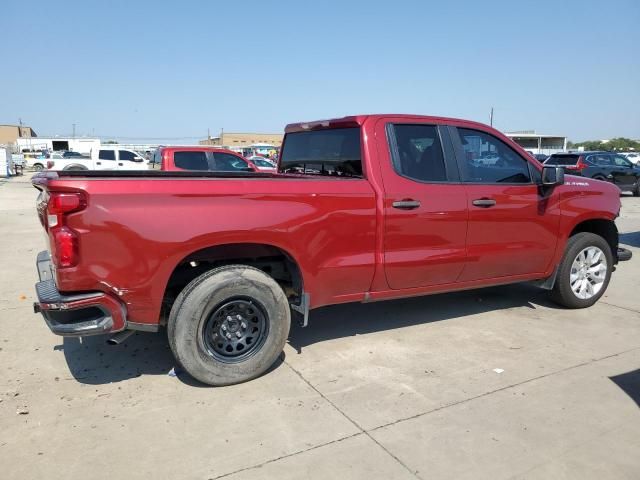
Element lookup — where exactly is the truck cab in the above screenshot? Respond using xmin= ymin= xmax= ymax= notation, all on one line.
xmin=150 ymin=146 xmax=258 ymax=172
xmin=46 ymin=146 xmax=147 ymax=171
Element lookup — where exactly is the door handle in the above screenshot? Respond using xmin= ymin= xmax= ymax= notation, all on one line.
xmin=392 ymin=200 xmax=421 ymax=210
xmin=118 ymin=163 xmax=123 ymax=166
xmin=96 ymin=161 xmax=102 ymax=165
xmin=472 ymin=198 xmax=496 ymax=208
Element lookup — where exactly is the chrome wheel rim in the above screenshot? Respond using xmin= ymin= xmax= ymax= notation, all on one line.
xmin=570 ymin=246 xmax=607 ymax=300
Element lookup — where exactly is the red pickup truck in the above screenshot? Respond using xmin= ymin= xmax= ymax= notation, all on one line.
xmin=32 ymin=114 xmax=631 ymax=386
xmin=150 ymin=146 xmax=258 ymax=172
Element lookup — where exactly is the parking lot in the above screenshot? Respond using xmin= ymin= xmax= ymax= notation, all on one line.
xmin=1 ymin=173 xmax=639 ymax=479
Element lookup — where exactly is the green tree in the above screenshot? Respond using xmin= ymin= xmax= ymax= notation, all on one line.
xmin=568 ymin=137 xmax=640 ymax=151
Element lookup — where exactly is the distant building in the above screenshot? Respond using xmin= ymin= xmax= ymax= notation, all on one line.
xmin=200 ymin=132 xmax=284 ymax=148
xmin=505 ymin=131 xmax=567 ymax=155
xmin=16 ymin=137 xmax=100 ymax=155
xmin=0 ymin=124 xmax=37 ymax=146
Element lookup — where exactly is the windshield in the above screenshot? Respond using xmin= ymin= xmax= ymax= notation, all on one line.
xmin=279 ymin=127 xmax=363 ymax=177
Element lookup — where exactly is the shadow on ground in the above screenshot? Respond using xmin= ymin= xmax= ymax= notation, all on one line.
xmin=58 ymin=330 xmax=175 ymax=385
xmin=610 ymin=369 xmax=640 ymax=407
xmin=288 ymin=282 xmax=554 ymax=352
xmin=56 ymin=283 xmax=556 ymax=385
xmin=619 ymin=232 xmax=640 ymax=248
xmin=58 ymin=328 xmax=287 ymax=387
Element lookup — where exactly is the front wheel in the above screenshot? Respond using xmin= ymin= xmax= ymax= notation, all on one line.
xmin=33 ymin=163 xmax=44 ymax=172
xmin=550 ymin=232 xmax=613 ymax=308
xmin=168 ymin=265 xmax=291 ymax=386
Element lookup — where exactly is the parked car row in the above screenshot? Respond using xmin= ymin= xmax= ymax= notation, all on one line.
xmin=544 ymin=151 xmax=640 ymax=196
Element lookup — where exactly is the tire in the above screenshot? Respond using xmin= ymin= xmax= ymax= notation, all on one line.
xmin=168 ymin=265 xmax=291 ymax=386
xmin=633 ymin=182 xmax=640 ymax=197
xmin=550 ymin=232 xmax=613 ymax=308
xmin=592 ymin=175 xmax=606 ymax=181
xmin=33 ymin=163 xmax=44 ymax=172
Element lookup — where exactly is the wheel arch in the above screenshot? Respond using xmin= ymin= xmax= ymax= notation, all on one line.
xmin=160 ymin=242 xmax=305 ymax=323
xmin=62 ymin=163 xmax=89 ymax=171
xmin=569 ymin=218 xmax=618 ymax=263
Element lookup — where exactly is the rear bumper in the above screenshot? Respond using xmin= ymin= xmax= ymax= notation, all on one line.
xmin=33 ymin=251 xmax=127 ymax=336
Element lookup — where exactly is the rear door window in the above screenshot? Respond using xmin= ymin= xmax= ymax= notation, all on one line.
xmin=280 ymin=127 xmax=362 ymax=177
xmin=593 ymin=155 xmax=613 ymax=167
xmin=174 ymin=151 xmax=209 ymax=170
xmin=389 ymin=124 xmax=447 ymax=182
xmin=98 ymin=150 xmax=115 ymax=161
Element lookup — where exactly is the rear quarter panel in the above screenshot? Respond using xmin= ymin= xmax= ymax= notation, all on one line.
xmin=51 ymin=177 xmax=377 ymax=324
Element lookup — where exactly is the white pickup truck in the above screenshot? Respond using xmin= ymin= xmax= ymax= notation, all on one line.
xmin=46 ymin=146 xmax=148 ymax=171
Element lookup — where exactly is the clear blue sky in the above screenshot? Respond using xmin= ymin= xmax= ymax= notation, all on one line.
xmin=2 ymin=0 xmax=639 ymax=142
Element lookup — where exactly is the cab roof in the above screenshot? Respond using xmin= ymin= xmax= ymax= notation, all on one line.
xmin=284 ymin=114 xmax=494 ymax=133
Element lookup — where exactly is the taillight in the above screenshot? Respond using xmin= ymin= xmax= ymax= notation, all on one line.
xmin=47 ymin=192 xmax=86 ymax=268
xmin=47 ymin=161 xmax=54 ymax=169
xmin=48 ymin=193 xmax=85 ymax=214
xmin=575 ymin=156 xmax=587 ymax=171
xmin=52 ymin=227 xmax=79 ymax=268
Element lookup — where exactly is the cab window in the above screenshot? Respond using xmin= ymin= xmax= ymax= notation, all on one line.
xmin=98 ymin=150 xmax=115 ymax=161
xmin=174 ymin=151 xmax=209 ymax=170
xmin=457 ymin=128 xmax=531 ymax=183
xmin=212 ymin=153 xmax=251 ymax=171
xmin=390 ymin=124 xmax=447 ymax=182
xmin=119 ymin=150 xmax=136 ymax=161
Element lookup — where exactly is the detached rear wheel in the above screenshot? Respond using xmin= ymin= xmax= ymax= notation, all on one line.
xmin=551 ymin=233 xmax=613 ymax=308
xmin=168 ymin=265 xmax=290 ymax=386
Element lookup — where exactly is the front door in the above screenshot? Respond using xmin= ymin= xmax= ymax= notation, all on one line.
xmin=378 ymin=120 xmax=468 ymax=289
xmin=452 ymin=127 xmax=560 ymax=281
xmin=609 ymin=154 xmax=637 ymax=189
xmin=117 ymin=150 xmax=147 ymax=170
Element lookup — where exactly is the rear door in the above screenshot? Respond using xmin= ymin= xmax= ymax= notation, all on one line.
xmin=95 ymin=149 xmax=118 ymax=170
xmin=452 ymin=127 xmax=560 ymax=281
xmin=378 ymin=119 xmax=468 ymax=289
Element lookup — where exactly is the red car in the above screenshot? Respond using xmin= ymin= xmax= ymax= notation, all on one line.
xmin=151 ymin=146 xmax=258 ymax=172
xmin=32 ymin=114 xmax=630 ymax=386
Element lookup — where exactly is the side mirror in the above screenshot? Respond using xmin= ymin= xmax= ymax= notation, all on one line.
xmin=541 ymin=166 xmax=564 ymax=186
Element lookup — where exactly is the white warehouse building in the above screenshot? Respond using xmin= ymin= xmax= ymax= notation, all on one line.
xmin=505 ymin=131 xmax=567 ymax=156
xmin=16 ymin=137 xmax=100 ymax=155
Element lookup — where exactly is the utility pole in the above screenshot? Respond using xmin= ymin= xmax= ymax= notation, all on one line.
xmin=489 ymin=107 xmax=494 ymax=127
xmin=72 ymin=123 xmax=76 ymax=138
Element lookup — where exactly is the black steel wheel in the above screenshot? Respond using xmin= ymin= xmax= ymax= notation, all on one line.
xmin=168 ymin=265 xmax=291 ymax=386
xmin=201 ymin=298 xmax=269 ymax=363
